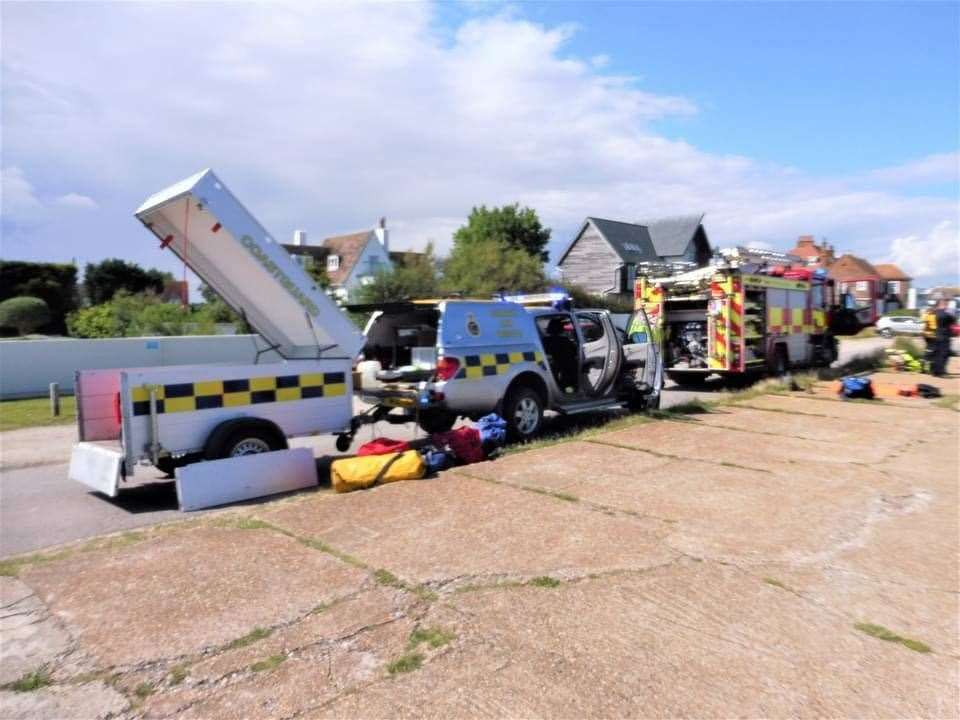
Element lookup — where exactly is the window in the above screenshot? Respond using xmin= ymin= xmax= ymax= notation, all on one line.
xmin=888 ymin=280 xmax=900 ymax=294
xmin=326 ymin=255 xmax=340 ymax=272
xmin=856 ymin=281 xmax=868 ymax=293
xmin=576 ymin=313 xmax=605 ymax=342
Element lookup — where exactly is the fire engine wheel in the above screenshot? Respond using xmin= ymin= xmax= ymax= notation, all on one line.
xmin=772 ymin=346 xmax=789 ymax=377
xmin=504 ymin=386 xmax=544 ymax=441
xmin=204 ymin=420 xmax=288 ymax=461
xmin=667 ymin=373 xmax=702 ymax=387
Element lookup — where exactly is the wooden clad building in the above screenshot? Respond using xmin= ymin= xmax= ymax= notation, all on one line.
xmin=557 ymin=214 xmax=711 ymax=298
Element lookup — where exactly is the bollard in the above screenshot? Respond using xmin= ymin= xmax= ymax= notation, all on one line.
xmin=49 ymin=382 xmax=60 ymax=417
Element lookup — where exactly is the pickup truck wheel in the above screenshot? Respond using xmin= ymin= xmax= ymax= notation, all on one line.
xmin=418 ymin=410 xmax=457 ymax=434
xmin=504 ymin=387 xmax=544 ymax=441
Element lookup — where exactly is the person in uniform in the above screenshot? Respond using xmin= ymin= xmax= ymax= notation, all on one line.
xmin=930 ymin=298 xmax=955 ymax=377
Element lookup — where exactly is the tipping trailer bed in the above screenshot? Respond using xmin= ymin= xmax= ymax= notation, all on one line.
xmin=69 ymin=170 xmax=365 ymax=502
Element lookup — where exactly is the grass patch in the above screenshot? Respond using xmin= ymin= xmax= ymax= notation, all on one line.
xmin=374 ymin=569 xmax=403 ymax=588
xmin=134 ymin=682 xmax=154 ymax=699
xmin=854 ymin=622 xmax=931 ymax=653
xmin=892 ymin=336 xmax=924 ymax=358
xmin=409 ymin=627 xmax=455 ymax=650
xmin=168 ymin=664 xmax=188 ymax=685
xmin=933 ymin=394 xmax=959 ymax=411
xmin=225 ymin=626 xmax=272 ymax=651
xmin=386 ymin=652 xmax=423 ymax=675
xmin=230 ymin=517 xmax=274 ymax=531
xmin=5 ymin=668 xmax=52 ymax=692
xmin=530 ymin=576 xmax=561 ymax=588
xmin=0 ymin=395 xmax=77 ymax=432
xmin=0 ymin=549 xmax=73 ymax=577
xmin=762 ymin=577 xmax=791 ymax=591
xmin=250 ymin=654 xmax=286 ymax=672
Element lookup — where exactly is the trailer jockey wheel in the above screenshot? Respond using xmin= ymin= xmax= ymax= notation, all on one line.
xmin=335 ymin=434 xmax=353 ymax=453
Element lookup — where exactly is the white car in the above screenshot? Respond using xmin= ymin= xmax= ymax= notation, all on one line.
xmin=876 ymin=315 xmax=923 ymax=337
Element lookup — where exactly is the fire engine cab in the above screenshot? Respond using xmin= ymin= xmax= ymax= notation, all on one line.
xmin=635 ymin=248 xmax=839 ymax=385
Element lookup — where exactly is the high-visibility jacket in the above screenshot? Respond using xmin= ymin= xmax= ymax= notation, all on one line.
xmin=922 ymin=310 xmax=937 ymax=339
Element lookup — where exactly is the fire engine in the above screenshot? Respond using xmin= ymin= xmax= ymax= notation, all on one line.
xmin=635 ymin=248 xmax=839 ymax=385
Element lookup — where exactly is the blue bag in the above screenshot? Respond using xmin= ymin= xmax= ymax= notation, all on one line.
xmin=840 ymin=376 xmax=874 ymax=399
xmin=476 ymin=413 xmax=508 ymax=446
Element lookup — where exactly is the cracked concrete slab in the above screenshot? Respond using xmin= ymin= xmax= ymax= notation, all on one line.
xmin=19 ymin=525 xmax=369 ymax=667
xmin=597 ymin=418 xmax=879 ymax=468
xmin=311 ymin=563 xmax=957 ymax=719
xmin=258 ymin=474 xmax=675 ymax=587
xmin=0 ymin=681 xmax=128 ymax=720
xmin=738 ymin=393 xmax=958 ymax=428
xmin=0 ymin=577 xmax=75 ymax=686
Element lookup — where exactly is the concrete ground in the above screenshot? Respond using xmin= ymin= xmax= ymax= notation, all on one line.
xmin=0 ymin=337 xmax=901 ymax=557
xmin=0 ymin=365 xmax=956 ymax=719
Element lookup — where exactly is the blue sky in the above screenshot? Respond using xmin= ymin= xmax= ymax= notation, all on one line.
xmin=2 ymin=1 xmax=958 ymax=289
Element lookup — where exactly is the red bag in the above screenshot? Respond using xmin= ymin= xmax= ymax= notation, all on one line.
xmin=357 ymin=437 xmax=411 ymax=456
xmin=432 ymin=427 xmax=484 ymax=465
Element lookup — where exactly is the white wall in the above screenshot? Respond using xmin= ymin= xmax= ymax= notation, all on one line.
xmin=0 ymin=335 xmax=284 ymax=399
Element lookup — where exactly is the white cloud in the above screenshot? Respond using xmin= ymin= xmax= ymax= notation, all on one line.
xmin=54 ymin=192 xmax=98 ymax=209
xmin=1 ymin=166 xmax=42 ymax=220
xmin=885 ymin=220 xmax=960 ymax=280
xmin=866 ymin=153 xmax=959 ymax=186
xmin=0 ymin=2 xmax=957 ymax=284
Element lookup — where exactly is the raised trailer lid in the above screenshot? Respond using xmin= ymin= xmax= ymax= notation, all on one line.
xmin=135 ymin=169 xmax=364 ymax=360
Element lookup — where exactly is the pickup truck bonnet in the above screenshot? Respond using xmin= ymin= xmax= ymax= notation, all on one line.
xmin=135 ymin=169 xmax=364 ymax=360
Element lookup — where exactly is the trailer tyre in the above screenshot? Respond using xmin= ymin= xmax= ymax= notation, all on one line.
xmin=204 ymin=419 xmax=288 ymax=461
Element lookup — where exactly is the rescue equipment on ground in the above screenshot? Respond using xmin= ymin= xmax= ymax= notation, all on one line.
xmin=476 ymin=413 xmax=508 ymax=445
xmin=838 ymin=376 xmax=875 ymax=400
xmin=884 ymin=348 xmax=924 ymax=373
xmin=431 ymin=427 xmax=485 ymax=465
xmin=331 ymin=450 xmax=426 ymax=493
xmin=357 ymin=437 xmax=411 ymax=456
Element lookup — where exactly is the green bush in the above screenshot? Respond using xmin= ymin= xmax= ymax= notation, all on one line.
xmin=882 ymin=308 xmax=919 ymax=317
xmin=0 ymin=261 xmax=78 ymax=334
xmin=67 ymin=292 xmax=215 ymax=338
xmin=0 ymin=296 xmax=52 ymax=335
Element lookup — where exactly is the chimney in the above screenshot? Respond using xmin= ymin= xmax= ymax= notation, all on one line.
xmin=374 ymin=217 xmax=388 ymax=252
xmin=797 ymin=235 xmax=814 ymax=247
xmin=292 ymin=230 xmax=307 ymax=246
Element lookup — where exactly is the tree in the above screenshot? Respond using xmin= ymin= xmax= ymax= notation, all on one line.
xmin=0 ymin=296 xmax=52 ymax=335
xmin=305 ymin=261 xmax=330 ymax=289
xmin=441 ymin=239 xmax=546 ymax=296
xmin=453 ymin=204 xmax=551 ymax=262
xmin=83 ymin=259 xmax=170 ymax=305
xmin=0 ymin=261 xmax=78 ymax=334
xmin=355 ymin=243 xmax=440 ymax=303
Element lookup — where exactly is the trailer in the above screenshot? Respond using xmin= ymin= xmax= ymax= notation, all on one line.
xmin=69 ymin=169 xmax=365 ymax=502
xmin=635 ymin=248 xmax=838 ymax=385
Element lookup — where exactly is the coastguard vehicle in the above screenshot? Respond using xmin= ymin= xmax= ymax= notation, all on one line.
xmin=351 ymin=296 xmax=663 ymax=441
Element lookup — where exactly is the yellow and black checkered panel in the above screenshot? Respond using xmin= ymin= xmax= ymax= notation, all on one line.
xmin=131 ymin=372 xmax=346 ymax=416
xmin=454 ymin=350 xmax=545 ymax=380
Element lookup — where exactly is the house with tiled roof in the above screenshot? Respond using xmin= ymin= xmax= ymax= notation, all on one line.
xmin=827 ymin=254 xmax=884 ymax=322
xmin=787 ymin=235 xmax=836 ymax=268
xmin=874 ymin=263 xmax=911 ymax=309
xmin=283 ymin=219 xmax=396 ymax=300
xmin=557 ymin=214 xmax=711 ymax=298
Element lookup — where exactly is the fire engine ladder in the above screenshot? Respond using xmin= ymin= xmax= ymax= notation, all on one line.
xmin=718 ymin=246 xmax=802 ymax=270
xmin=134 ymin=170 xmax=365 ymax=361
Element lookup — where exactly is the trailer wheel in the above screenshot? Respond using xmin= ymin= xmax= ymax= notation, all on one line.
xmin=204 ymin=419 xmax=287 ymax=461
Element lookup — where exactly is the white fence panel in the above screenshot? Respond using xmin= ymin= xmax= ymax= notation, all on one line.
xmin=0 ymin=335 xmax=283 ymax=399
